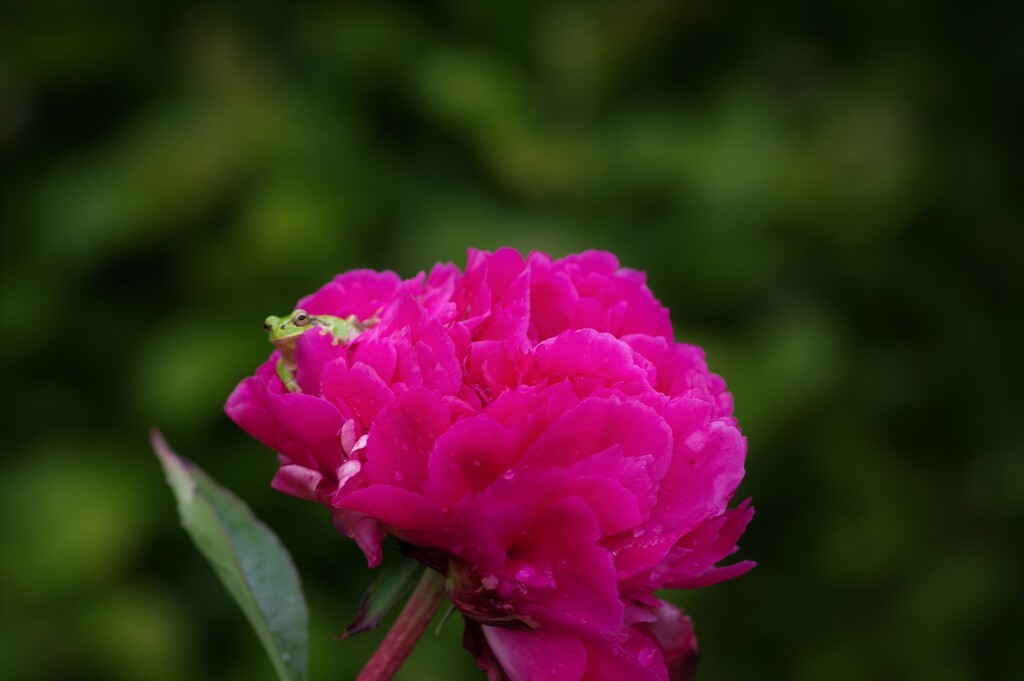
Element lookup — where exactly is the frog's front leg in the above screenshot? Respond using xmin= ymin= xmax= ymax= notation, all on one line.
xmin=276 ymin=358 xmax=301 ymax=393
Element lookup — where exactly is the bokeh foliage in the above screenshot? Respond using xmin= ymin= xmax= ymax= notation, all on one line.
xmin=1 ymin=2 xmax=1021 ymax=680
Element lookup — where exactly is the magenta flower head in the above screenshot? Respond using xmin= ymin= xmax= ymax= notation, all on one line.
xmin=227 ymin=249 xmax=753 ymax=680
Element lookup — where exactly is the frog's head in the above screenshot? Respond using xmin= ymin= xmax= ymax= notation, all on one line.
xmin=264 ymin=309 xmax=314 ymax=352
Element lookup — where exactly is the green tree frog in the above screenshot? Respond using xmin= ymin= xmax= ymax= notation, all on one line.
xmin=264 ymin=309 xmax=377 ymax=393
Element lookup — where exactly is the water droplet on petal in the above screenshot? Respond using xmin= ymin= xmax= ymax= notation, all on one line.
xmin=515 ymin=565 xmax=536 ymax=582
xmin=633 ymin=527 xmax=646 ymax=538
xmin=684 ymin=431 xmax=707 ymax=452
xmin=481 ymin=575 xmax=499 ymax=590
xmin=502 ymin=471 xmax=514 ymax=480
xmin=393 ymin=471 xmax=404 ymax=483
xmin=638 ymin=647 xmax=658 ymax=667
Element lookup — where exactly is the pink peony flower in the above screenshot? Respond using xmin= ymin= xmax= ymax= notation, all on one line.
xmin=227 ymin=248 xmax=753 ymax=681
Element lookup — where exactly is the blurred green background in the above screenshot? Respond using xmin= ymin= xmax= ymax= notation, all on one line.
xmin=1 ymin=1 xmax=1021 ymax=680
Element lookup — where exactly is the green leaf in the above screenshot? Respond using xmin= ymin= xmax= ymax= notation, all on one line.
xmin=339 ymin=553 xmax=424 ymax=639
xmin=152 ymin=430 xmax=308 ymax=681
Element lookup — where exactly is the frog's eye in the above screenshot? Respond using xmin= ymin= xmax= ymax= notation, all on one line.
xmin=293 ymin=311 xmax=311 ymax=327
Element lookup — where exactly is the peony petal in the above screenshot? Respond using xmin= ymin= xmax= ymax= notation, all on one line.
xmin=270 ymin=464 xmax=323 ymax=501
xmin=482 ymin=625 xmax=587 ymax=681
xmin=292 ymin=326 xmax=350 ymax=396
xmin=533 ymin=330 xmax=649 ymax=385
xmin=330 ymin=507 xmax=386 ymax=568
xmin=656 ymin=411 xmax=746 ymax=533
xmin=321 ymin=359 xmax=397 ymax=429
xmin=225 ymin=366 xmax=280 ymax=452
xmin=522 ymin=393 xmax=672 ymax=473
xmin=349 ymin=336 xmax=399 ymax=385
xmin=507 ymin=497 xmax=623 ymax=634
xmin=338 ymin=485 xmax=449 ymax=549
xmin=425 ymin=417 xmax=521 ymax=508
xmin=581 ymin=630 xmax=666 ymax=681
xmin=297 ymin=269 xmax=402 ymax=319
xmin=462 ymin=621 xmax=508 ymax=681
xmin=529 ymin=264 xmax=579 ymax=341
xmin=466 ymin=340 xmax=529 ymax=397
xmin=376 ymin=293 xmax=426 ymax=338
xmin=477 ymin=267 xmax=531 ymax=347
xmin=418 ymin=318 xmax=463 ymax=391
xmin=640 ymin=600 xmax=699 ymax=681
xmin=363 ymin=388 xmax=450 ymax=490
xmin=660 ymin=499 xmax=756 ymax=589
xmin=267 ymin=390 xmax=347 ymax=473
xmin=482 ymin=247 xmax=528 ymax=299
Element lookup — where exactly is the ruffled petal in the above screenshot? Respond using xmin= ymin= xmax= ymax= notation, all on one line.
xmin=482 ymin=625 xmax=587 ymax=681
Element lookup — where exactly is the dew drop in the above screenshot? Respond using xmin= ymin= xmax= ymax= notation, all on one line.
xmin=502 ymin=471 xmax=514 ymax=480
xmin=638 ymin=647 xmax=657 ymax=667
xmin=481 ymin=575 xmax=499 ymax=590
xmin=515 ymin=565 xmax=536 ymax=582
xmin=393 ymin=471 xmax=404 ymax=482
xmin=633 ymin=527 xmax=646 ymax=538
xmin=684 ymin=431 xmax=707 ymax=453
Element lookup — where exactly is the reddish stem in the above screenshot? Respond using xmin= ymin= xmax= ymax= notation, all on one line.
xmin=356 ymin=568 xmax=447 ymax=681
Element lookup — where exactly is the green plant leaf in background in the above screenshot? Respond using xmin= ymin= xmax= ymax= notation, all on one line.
xmin=151 ymin=430 xmax=309 ymax=681
xmin=339 ymin=553 xmax=424 ymax=640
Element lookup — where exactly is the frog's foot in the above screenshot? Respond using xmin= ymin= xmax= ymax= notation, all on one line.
xmin=356 ymin=314 xmax=380 ymax=332
xmin=276 ymin=358 xmax=301 ymax=393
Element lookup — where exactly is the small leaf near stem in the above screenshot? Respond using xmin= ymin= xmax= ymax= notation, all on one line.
xmin=355 ymin=567 xmax=447 ymax=681
xmin=340 ymin=553 xmax=423 ymax=639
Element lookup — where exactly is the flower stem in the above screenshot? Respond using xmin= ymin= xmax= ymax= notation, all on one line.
xmin=356 ymin=567 xmax=447 ymax=681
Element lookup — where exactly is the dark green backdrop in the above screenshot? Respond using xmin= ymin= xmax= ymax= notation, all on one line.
xmin=1 ymin=2 xmax=1021 ymax=680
